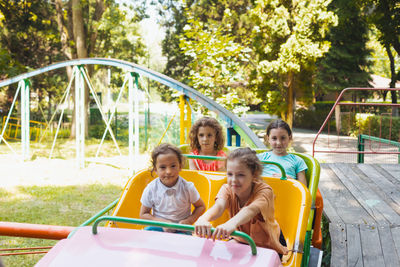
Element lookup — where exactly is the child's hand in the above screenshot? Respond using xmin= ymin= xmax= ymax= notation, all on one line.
xmin=194 ymin=218 xmax=212 ymax=238
xmin=212 ymin=222 xmax=236 ymax=241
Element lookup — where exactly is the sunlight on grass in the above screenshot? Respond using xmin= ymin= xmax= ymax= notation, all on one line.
xmin=0 ymin=184 xmax=122 ymax=267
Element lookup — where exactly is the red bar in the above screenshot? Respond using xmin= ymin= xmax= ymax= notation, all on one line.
xmin=0 ymin=222 xmax=74 ymax=240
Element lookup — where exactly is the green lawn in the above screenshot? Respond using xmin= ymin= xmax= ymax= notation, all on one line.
xmin=0 ymin=184 xmax=122 ymax=267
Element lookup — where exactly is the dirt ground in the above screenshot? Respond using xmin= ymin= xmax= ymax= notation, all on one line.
xmin=1 ymin=127 xmax=398 ymax=189
xmin=0 ymin=153 xmax=150 ymax=189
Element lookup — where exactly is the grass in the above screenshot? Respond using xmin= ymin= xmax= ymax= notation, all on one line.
xmin=0 ymin=184 xmax=122 ymax=267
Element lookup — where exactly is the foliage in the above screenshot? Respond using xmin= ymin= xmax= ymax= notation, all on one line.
xmin=0 ymin=0 xmax=65 ymax=114
xmin=0 ymin=0 xmax=147 ymax=133
xmin=315 ymin=0 xmax=372 ymax=97
xmin=251 ymin=0 xmax=337 ymax=125
xmin=321 ymin=215 xmax=331 ymax=267
xmin=364 ymin=0 xmax=400 ymax=103
xmin=179 ymin=12 xmax=255 ymax=114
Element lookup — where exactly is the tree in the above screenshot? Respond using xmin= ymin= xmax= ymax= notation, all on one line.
xmin=366 ymin=0 xmax=400 ymax=108
xmin=54 ymin=0 xmax=146 ymax=137
xmin=0 ymin=0 xmax=65 ymax=116
xmin=315 ymin=0 xmax=372 ymax=99
xmin=251 ymin=0 xmax=337 ymax=126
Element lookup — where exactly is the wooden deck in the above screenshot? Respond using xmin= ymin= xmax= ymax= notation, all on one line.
xmin=319 ymin=163 xmax=400 ymax=267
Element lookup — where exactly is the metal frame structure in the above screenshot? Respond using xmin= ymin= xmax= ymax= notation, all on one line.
xmin=0 ymin=58 xmax=265 ymax=170
xmin=312 ymin=87 xmax=400 ymax=161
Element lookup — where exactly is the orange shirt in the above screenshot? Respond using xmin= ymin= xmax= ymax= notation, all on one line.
xmin=216 ymin=180 xmax=287 ymax=255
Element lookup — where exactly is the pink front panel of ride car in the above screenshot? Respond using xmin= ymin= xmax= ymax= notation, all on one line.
xmin=36 ymin=226 xmax=282 ymax=267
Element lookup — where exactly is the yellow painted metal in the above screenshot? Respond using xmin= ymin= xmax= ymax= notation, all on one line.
xmin=109 ymin=168 xmax=311 ymax=267
xmin=179 ymin=95 xmax=192 ymax=145
xmin=203 ymin=174 xmax=311 ymax=267
xmin=109 ymin=169 xmax=211 ymax=230
xmin=1 ymin=116 xmax=47 ymax=142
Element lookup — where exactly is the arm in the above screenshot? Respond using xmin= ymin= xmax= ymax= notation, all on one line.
xmin=297 ymin=170 xmax=308 ymax=187
xmin=195 ymin=198 xmax=227 ymax=238
xmin=179 ymin=198 xmax=206 ymax=225
xmin=139 ymin=205 xmax=171 ymax=223
xmin=212 ymin=205 xmax=259 ymax=241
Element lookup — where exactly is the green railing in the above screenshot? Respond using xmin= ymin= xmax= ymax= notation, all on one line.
xmin=68 ymin=198 xmax=119 ymax=238
xmin=182 ymin=154 xmax=287 ymax=180
xmin=358 ymin=134 xmax=400 ymax=163
xmin=92 ymin=216 xmax=258 ymax=255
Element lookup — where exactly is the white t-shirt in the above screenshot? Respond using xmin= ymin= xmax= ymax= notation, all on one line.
xmin=140 ymin=176 xmax=200 ymax=223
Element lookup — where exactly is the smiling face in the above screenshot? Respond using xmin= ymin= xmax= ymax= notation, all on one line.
xmin=267 ymin=128 xmax=292 ymax=156
xmin=197 ymin=126 xmax=217 ymax=154
xmin=154 ymin=153 xmax=182 ymax=187
xmin=226 ymin=159 xmax=256 ymax=202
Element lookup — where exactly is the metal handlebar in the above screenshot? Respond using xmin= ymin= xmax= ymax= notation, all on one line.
xmin=92 ymin=216 xmax=258 ymax=255
xmin=183 ymin=154 xmax=287 ymax=180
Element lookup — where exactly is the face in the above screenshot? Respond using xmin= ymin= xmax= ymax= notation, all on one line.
xmin=197 ymin=126 xmax=217 ymax=153
xmin=154 ymin=153 xmax=181 ymax=187
xmin=267 ymin=128 xmax=292 ymax=156
xmin=226 ymin=159 xmax=255 ymax=200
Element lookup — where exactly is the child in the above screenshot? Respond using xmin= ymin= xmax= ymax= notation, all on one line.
xmin=194 ymin=148 xmax=289 ymax=256
xmin=140 ymin=143 xmax=206 ymax=233
xmin=188 ymin=117 xmax=226 ymax=171
xmin=258 ymin=119 xmax=308 ymax=186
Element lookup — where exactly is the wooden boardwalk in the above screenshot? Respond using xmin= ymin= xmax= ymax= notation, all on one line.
xmin=319 ymin=163 xmax=400 ymax=267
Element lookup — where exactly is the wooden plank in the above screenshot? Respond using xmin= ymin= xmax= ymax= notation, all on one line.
xmin=359 ymin=224 xmax=385 ymax=267
xmin=378 ymin=226 xmax=400 ymax=267
xmin=320 ymin=190 xmax=343 ymax=224
xmin=392 ymin=226 xmax=400 ymax=263
xmin=357 ymin=165 xmax=400 ymax=216
xmin=320 ymin=164 xmax=375 ymax=225
xmin=329 ymin=223 xmax=347 ymax=267
xmin=331 ymin=163 xmax=400 ymax=226
xmin=379 ymin=164 xmax=400 ymax=183
xmin=326 ymin=164 xmax=378 ymax=225
xmin=346 ymin=224 xmax=363 ymax=267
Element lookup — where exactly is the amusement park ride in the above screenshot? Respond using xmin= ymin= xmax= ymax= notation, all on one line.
xmin=0 ymin=59 xmax=324 ymax=266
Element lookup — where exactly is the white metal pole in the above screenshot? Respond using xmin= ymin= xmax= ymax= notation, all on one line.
xmin=128 ymin=73 xmax=134 ymax=174
xmin=75 ymin=66 xmax=85 ymax=168
xmin=21 ymin=79 xmax=30 ymax=161
xmin=134 ymin=73 xmax=140 ymax=173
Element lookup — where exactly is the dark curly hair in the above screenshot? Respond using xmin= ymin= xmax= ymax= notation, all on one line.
xmin=189 ymin=117 xmax=225 ymax=152
xmin=150 ymin=143 xmax=184 ymax=174
xmin=227 ymin=147 xmax=262 ymax=179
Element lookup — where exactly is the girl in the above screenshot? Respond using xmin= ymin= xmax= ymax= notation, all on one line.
xmin=140 ymin=143 xmax=206 ymax=233
xmin=194 ymin=148 xmax=288 ymax=256
xmin=258 ymin=119 xmax=308 ymax=186
xmin=189 ymin=117 xmax=226 ymax=171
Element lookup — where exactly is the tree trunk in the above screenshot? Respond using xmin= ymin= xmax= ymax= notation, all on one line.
xmin=286 ymin=72 xmax=294 ymax=127
xmin=72 ymin=0 xmax=89 ymax=137
xmin=385 ymin=42 xmax=398 ymax=116
xmin=55 ymin=0 xmax=77 ymax=138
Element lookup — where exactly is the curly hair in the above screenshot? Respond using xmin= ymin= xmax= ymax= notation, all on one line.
xmin=189 ymin=117 xmax=225 ymax=152
xmin=227 ymin=147 xmax=262 ymax=179
xmin=150 ymin=143 xmax=184 ymax=174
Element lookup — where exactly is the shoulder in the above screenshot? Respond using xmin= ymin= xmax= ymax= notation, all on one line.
xmin=178 ymin=177 xmax=197 ymax=191
xmin=257 ymin=151 xmax=272 ymax=160
xmin=288 ymin=154 xmax=307 ymax=165
xmin=217 ymin=184 xmax=232 ymax=199
xmin=217 ymin=150 xmax=226 ymax=156
xmin=143 ymin=178 xmax=160 ymax=194
xmin=252 ymin=181 xmax=274 ymax=199
xmin=191 ymin=150 xmax=199 ymax=155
